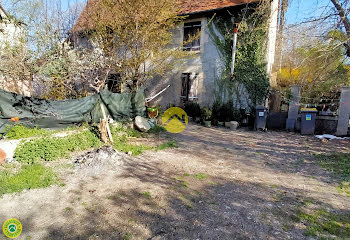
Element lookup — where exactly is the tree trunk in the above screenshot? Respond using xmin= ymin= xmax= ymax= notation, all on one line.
xmin=330 ymin=0 xmax=350 ymax=57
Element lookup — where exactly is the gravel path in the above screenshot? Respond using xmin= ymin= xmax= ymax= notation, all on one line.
xmin=0 ymin=124 xmax=349 ymax=240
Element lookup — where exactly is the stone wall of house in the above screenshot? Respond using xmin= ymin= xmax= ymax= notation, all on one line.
xmin=145 ymin=16 xmax=222 ymax=109
xmin=0 ymin=15 xmax=24 ymax=48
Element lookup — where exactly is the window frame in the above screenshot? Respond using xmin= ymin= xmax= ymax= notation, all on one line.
xmin=183 ymin=21 xmax=201 ymax=52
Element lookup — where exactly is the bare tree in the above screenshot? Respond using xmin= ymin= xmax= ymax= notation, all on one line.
xmin=330 ymin=0 xmax=350 ymax=56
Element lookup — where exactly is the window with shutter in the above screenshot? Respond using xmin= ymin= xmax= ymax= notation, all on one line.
xmin=183 ymin=21 xmax=201 ymax=51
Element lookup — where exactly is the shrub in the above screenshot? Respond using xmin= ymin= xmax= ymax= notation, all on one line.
xmin=184 ymin=102 xmax=201 ymax=118
xmin=201 ymin=107 xmax=212 ymax=121
xmin=220 ymin=102 xmax=233 ymax=122
xmin=212 ymin=102 xmax=222 ymax=121
xmin=14 ymin=130 xmax=102 ymax=164
xmin=0 ymin=164 xmax=59 ymax=196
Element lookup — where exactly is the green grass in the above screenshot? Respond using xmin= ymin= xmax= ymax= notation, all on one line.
xmin=0 ymin=164 xmax=59 ymax=196
xmin=113 ymin=136 xmax=153 ymax=156
xmin=64 ymin=207 xmax=73 ymax=213
xmin=194 ymin=173 xmax=207 ymax=180
xmin=296 ymin=208 xmax=350 ymax=238
xmin=315 ymin=153 xmax=350 ymax=197
xmin=336 ymin=181 xmax=350 ymax=197
xmin=314 ymin=153 xmax=350 ymax=180
xmin=110 ymin=126 xmax=154 ymax=155
xmin=156 ymin=140 xmax=178 ymax=151
xmin=14 ymin=130 xmax=102 ymax=164
xmin=123 ymin=233 xmax=133 ymax=240
xmin=5 ymin=125 xmax=50 ymax=139
xmin=110 ymin=125 xmax=143 ymax=138
xmin=141 ymin=191 xmax=152 ymax=198
xmin=111 ymin=125 xmax=178 ymax=155
xmin=148 ymin=125 xmax=166 ymax=134
xmin=5 ymin=124 xmax=85 ymax=140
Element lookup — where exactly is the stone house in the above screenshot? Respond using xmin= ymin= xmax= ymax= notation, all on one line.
xmin=71 ymin=0 xmax=280 ymax=109
xmin=0 ymin=5 xmax=23 ymax=47
xmin=0 ymin=4 xmax=29 ymax=96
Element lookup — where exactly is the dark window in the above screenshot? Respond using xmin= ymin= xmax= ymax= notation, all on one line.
xmin=181 ymin=73 xmax=191 ymax=101
xmin=183 ymin=21 xmax=201 ymax=51
xmin=106 ymin=73 xmax=121 ymax=93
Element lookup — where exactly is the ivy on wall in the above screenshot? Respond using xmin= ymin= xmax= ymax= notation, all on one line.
xmin=208 ymin=5 xmax=270 ymax=110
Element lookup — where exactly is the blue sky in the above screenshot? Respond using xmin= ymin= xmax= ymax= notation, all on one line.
xmin=60 ymin=0 xmax=86 ymax=10
xmin=285 ymin=0 xmax=332 ymax=25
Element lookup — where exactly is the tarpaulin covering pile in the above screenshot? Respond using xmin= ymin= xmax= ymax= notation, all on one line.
xmin=0 ymin=88 xmax=145 ymax=132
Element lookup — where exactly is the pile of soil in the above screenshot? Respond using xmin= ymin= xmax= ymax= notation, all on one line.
xmin=73 ymin=146 xmax=126 ymax=173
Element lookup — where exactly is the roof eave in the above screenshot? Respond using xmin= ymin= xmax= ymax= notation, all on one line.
xmin=178 ymin=1 xmax=258 ymax=16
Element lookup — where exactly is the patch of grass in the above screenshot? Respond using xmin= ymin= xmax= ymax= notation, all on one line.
xmin=282 ymin=223 xmax=292 ymax=232
xmin=0 ymin=164 xmax=59 ymax=196
xmin=64 ymin=207 xmax=73 ymax=213
xmin=178 ymin=195 xmax=194 ymax=209
xmin=148 ymin=125 xmax=166 ymax=134
xmin=183 ymin=173 xmax=190 ymax=177
xmin=110 ymin=125 xmax=143 ymax=138
xmin=111 ymin=125 xmax=176 ymax=155
xmin=156 ymin=140 xmax=178 ymax=151
xmin=303 ymin=199 xmax=314 ymax=206
xmin=180 ymin=181 xmax=188 ymax=188
xmin=194 ymin=173 xmax=207 ymax=180
xmin=14 ymin=130 xmax=102 ymax=164
xmin=5 ymin=125 xmax=50 ymax=140
xmin=141 ymin=191 xmax=152 ymax=198
xmin=5 ymin=124 xmax=84 ymax=140
xmin=315 ymin=153 xmax=350 ymax=198
xmin=296 ymin=208 xmax=350 ymax=238
xmin=336 ymin=181 xmax=350 ymax=197
xmin=113 ymin=136 xmax=153 ymax=156
xmin=107 ymin=192 xmax=128 ymax=200
xmin=81 ymin=202 xmax=87 ymax=206
xmin=315 ymin=153 xmax=350 ymax=180
xmin=271 ymin=184 xmax=278 ymax=188
xmin=123 ymin=233 xmax=133 ymax=240
xmin=85 ymin=206 xmax=96 ymax=213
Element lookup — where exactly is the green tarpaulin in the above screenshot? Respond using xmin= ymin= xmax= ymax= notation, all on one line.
xmin=0 ymin=88 xmax=146 ymax=132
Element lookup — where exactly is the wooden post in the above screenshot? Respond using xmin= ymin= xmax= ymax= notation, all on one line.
xmin=100 ymin=102 xmax=114 ymax=143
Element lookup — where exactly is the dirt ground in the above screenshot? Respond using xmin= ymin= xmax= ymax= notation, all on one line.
xmin=0 ymin=124 xmax=349 ymax=240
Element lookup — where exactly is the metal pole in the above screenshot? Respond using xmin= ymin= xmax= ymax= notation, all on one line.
xmin=231 ymin=23 xmax=239 ymax=76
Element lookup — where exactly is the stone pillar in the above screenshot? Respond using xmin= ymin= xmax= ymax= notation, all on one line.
xmin=286 ymin=85 xmax=301 ymax=131
xmin=336 ymin=87 xmax=350 ymax=136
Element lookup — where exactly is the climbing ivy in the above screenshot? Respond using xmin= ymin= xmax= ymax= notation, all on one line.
xmin=208 ymin=4 xmax=270 ymax=110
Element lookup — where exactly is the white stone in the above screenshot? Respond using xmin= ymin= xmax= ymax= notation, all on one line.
xmin=135 ymin=116 xmax=151 ymax=132
xmin=230 ymin=121 xmax=239 ymax=130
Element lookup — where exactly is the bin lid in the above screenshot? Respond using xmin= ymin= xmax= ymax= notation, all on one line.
xmin=256 ymin=105 xmax=267 ymax=110
xmin=301 ymin=108 xmax=317 ymax=112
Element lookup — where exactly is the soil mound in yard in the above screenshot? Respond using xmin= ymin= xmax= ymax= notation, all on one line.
xmin=73 ymin=146 xmax=126 ymax=174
